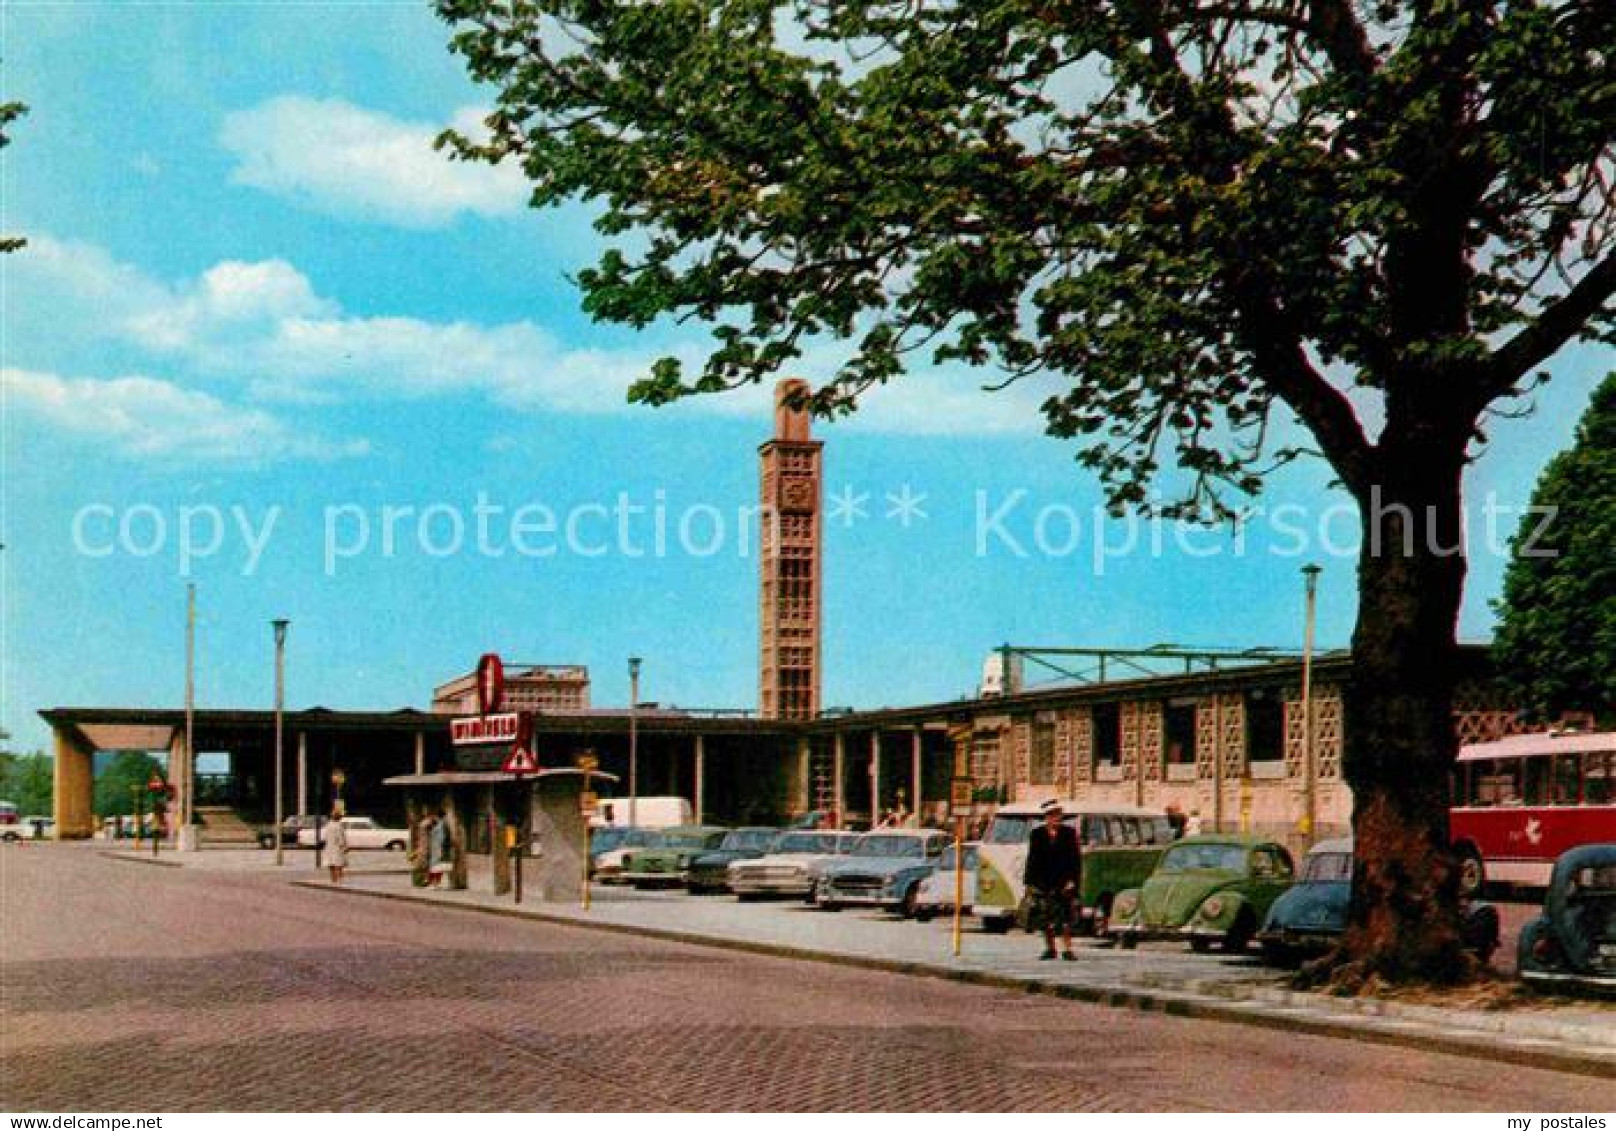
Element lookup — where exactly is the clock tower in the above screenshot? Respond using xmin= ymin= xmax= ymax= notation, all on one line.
xmin=759 ymin=378 xmax=823 ymax=720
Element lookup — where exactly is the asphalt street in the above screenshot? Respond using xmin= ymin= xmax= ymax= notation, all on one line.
xmin=2 ymin=845 xmax=1609 ymax=1112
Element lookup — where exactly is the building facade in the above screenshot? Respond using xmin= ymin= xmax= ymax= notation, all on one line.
xmin=431 ymin=664 xmax=591 ymax=715
xmin=758 ymin=378 xmax=824 ymax=721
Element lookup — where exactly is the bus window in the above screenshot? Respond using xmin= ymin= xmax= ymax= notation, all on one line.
xmin=987 ymin=815 xmax=1035 ymax=845
xmin=1474 ymin=759 xmax=1521 ymax=806
xmin=1552 ymin=755 xmax=1581 ymax=805
xmin=1118 ymin=817 xmax=1141 ymax=846
xmin=1586 ymin=754 xmax=1614 ymax=805
xmin=1081 ymin=815 xmax=1108 ymax=846
xmin=1523 ymin=758 xmax=1550 ymax=805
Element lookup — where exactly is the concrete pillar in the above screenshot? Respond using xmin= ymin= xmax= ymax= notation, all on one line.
xmin=297 ymin=732 xmax=308 ymax=817
xmin=791 ymin=736 xmax=811 ymax=816
xmin=693 ymin=734 xmax=705 ymax=824
xmin=869 ymin=730 xmax=882 ymax=823
xmin=490 ymin=786 xmax=512 ymax=896
xmin=446 ymin=789 xmax=469 ymax=890
xmin=414 ymin=731 xmax=425 ymax=776
xmin=533 ymin=774 xmax=586 ymax=902
xmin=52 ymin=727 xmax=96 ymax=839
xmin=911 ymin=728 xmax=923 ymax=826
xmin=833 ymin=730 xmax=846 ymax=828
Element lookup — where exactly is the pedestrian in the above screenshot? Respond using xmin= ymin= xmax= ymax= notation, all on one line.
xmin=428 ymin=811 xmax=451 ymax=888
xmin=1165 ymin=803 xmax=1188 ymax=839
xmin=324 ymin=810 xmax=349 ymax=885
xmin=1023 ymin=798 xmax=1082 ymax=961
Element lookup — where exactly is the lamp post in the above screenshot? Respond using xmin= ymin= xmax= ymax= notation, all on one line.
xmin=628 ymin=657 xmax=642 ymax=828
xmin=181 ymin=583 xmax=196 ymax=851
xmin=272 ymin=619 xmax=289 ymax=867
xmin=1300 ymin=564 xmax=1322 ymax=845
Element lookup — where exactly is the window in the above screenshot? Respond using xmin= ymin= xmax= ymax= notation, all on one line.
xmin=1029 ymin=713 xmax=1057 ymax=785
xmin=1081 ymin=815 xmax=1109 ymax=845
xmin=1586 ymin=754 xmax=1614 ymax=805
xmin=1092 ymin=703 xmax=1121 ymax=767
xmin=1246 ymin=689 xmax=1284 ymax=763
xmin=1164 ymin=699 xmax=1198 ymax=766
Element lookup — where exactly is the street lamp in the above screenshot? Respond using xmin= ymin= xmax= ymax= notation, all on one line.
xmin=628 ymin=656 xmax=642 ymax=828
xmin=272 ymin=619 xmax=289 ymax=867
xmin=1300 ymin=564 xmax=1322 ymax=845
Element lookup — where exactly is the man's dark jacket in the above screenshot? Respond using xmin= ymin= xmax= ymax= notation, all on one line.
xmin=1023 ymin=822 xmax=1082 ymax=890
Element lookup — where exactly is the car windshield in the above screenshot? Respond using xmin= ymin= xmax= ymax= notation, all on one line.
xmin=774 ymin=832 xmax=836 ymax=854
xmin=722 ymin=830 xmax=776 ymax=851
xmin=853 ymin=835 xmax=927 ymax=858
xmin=1159 ymin=843 xmax=1248 ymax=873
xmin=1303 ymin=852 xmax=1353 ymax=883
xmin=592 ymin=828 xmax=629 ymax=853
xmin=658 ymin=831 xmax=723 ymax=849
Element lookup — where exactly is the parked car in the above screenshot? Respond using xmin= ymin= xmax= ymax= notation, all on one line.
xmin=620 ymin=826 xmax=729 ymax=888
xmin=591 ymin=827 xmax=657 ymax=883
xmin=295 ymin=816 xmax=409 ymax=851
xmin=1257 ymin=838 xmax=1501 ymax=966
xmin=1111 ymin=834 xmax=1295 ymax=952
xmin=814 ymin=830 xmax=949 ymax=915
xmin=728 ymin=830 xmax=857 ymax=899
xmin=2 ymin=815 xmax=54 ymax=841
xmin=913 ymin=842 xmax=978 ymax=921
xmin=257 ymin=815 xmax=321 ymax=849
xmin=686 ymin=828 xmax=780 ymax=893
xmin=1517 ymin=842 xmax=1616 ymax=996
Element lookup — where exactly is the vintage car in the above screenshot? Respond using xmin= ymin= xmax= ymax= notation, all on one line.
xmin=685 ymin=828 xmax=781 ymax=893
xmin=1257 ymin=838 xmax=1501 ymax=965
xmin=295 ymin=816 xmax=409 ymax=851
xmin=913 ymin=842 xmax=978 ymax=921
xmin=814 ymin=830 xmax=949 ymax=914
xmin=619 ymin=826 xmax=729 ymax=888
xmin=728 ymin=830 xmax=856 ymax=899
xmin=591 ymin=827 xmax=656 ymax=883
xmin=1111 ymin=834 xmax=1295 ymax=952
xmin=1517 ymin=843 xmax=1616 ymax=995
xmin=257 ymin=814 xmax=321 ymax=849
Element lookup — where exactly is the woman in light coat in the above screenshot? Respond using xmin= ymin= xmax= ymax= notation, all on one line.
xmin=324 ymin=811 xmax=349 ymax=884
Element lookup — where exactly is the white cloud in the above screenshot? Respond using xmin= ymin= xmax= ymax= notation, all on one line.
xmin=9 ymin=232 xmax=1051 ymax=435
xmin=220 ymin=96 xmax=530 ymax=228
xmin=1 ymin=367 xmax=369 ymax=465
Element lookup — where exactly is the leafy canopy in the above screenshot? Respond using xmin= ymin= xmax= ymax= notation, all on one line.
xmin=439 ymin=0 xmax=1614 ymax=517
xmin=1494 ymin=373 xmax=1616 ymax=722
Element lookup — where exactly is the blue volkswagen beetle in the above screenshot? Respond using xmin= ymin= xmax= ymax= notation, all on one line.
xmin=1518 ymin=843 xmax=1616 ymax=996
xmin=1258 ymin=838 xmax=1500 ymax=966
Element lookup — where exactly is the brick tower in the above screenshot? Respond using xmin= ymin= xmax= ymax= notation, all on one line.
xmin=759 ymin=378 xmax=823 ymax=720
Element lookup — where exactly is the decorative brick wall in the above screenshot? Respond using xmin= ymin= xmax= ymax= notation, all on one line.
xmin=1120 ymin=701 xmax=1141 ymax=782
xmin=1284 ymin=689 xmax=1343 ymax=781
xmin=1141 ymin=701 xmax=1164 ymax=783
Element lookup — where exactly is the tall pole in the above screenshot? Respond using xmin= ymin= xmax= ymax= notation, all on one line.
xmin=1300 ymin=564 xmax=1322 ymax=845
xmin=182 ymin=583 xmax=196 ymax=850
xmin=273 ymin=619 xmax=289 ymax=867
xmin=628 ymin=656 xmax=642 ymax=828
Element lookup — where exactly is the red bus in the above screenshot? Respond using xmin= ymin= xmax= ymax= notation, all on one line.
xmin=1451 ymin=731 xmax=1616 ymax=889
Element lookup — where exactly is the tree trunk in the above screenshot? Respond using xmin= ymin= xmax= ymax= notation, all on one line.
xmin=1334 ymin=438 xmax=1476 ymax=985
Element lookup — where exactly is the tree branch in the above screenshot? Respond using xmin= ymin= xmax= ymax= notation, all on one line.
xmin=1477 ymin=249 xmax=1616 ymax=404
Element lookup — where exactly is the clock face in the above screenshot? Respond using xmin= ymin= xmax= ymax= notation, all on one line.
xmin=779 ymin=475 xmax=816 ymax=514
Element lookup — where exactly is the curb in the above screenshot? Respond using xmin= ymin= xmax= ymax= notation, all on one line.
xmin=293 ymin=880 xmax=1615 ymax=1081
xmin=99 ymin=851 xmax=183 ymax=869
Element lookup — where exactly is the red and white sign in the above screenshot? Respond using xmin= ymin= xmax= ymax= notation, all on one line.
xmin=451 ymin=712 xmax=520 ymax=745
xmin=503 ymin=744 xmax=539 ymax=775
xmin=475 ymin=653 xmax=505 ymax=716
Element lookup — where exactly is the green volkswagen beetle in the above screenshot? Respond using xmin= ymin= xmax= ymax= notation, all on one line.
xmin=619 ymin=826 xmax=729 ymax=888
xmin=1110 ymin=834 xmax=1295 ymax=953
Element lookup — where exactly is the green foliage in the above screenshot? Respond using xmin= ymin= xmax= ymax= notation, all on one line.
xmin=437 ymin=0 xmax=1615 ymax=519
xmin=1495 ymin=374 xmax=1616 ymax=722
xmin=0 ymin=751 xmax=53 ymax=815
xmin=94 ymin=752 xmax=163 ymax=817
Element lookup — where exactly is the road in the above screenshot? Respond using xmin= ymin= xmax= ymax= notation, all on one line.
xmin=1 ymin=846 xmax=1607 ymax=1112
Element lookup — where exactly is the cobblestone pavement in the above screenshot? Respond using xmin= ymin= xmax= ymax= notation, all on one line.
xmin=3 ymin=845 xmax=1612 ymax=1112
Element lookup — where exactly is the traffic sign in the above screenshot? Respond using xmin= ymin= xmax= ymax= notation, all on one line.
xmin=504 ymin=744 xmax=539 ymax=775
xmin=949 ymin=776 xmax=974 ymax=815
xmin=452 ymin=712 xmax=520 ymax=745
xmin=476 ymin=653 xmax=506 ymax=716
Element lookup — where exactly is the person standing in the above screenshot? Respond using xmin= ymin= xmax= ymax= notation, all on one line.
xmin=324 ymin=811 xmax=349 ymax=885
xmin=428 ymin=811 xmax=451 ymax=888
xmin=1023 ymin=799 xmax=1082 ymax=961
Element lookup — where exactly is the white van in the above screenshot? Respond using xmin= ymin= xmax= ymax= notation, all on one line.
xmin=592 ymin=796 xmax=692 ymax=830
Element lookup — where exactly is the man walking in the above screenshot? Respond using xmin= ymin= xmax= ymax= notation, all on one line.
xmin=1023 ymin=799 xmax=1082 ymax=961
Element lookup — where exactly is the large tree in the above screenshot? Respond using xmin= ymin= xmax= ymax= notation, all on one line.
xmin=1494 ymin=374 xmax=1616 ymax=724
xmin=436 ymin=0 xmax=1616 ymax=982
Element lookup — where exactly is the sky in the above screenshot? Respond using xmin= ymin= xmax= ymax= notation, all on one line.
xmin=0 ymin=1 xmax=1607 ymax=753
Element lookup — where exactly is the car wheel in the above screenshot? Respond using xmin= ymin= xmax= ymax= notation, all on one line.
xmin=1222 ymin=911 xmax=1255 ymax=954
xmin=1 ymin=832 xmax=18 ymax=843
xmin=1118 ymin=934 xmax=1138 ymax=950
xmin=736 ymin=892 xmax=758 ymax=903
xmin=1190 ymin=935 xmax=1214 ymax=954
xmin=1261 ymin=941 xmax=1296 ymax=968
xmin=981 ymin=916 xmax=1012 ymax=935
xmin=1456 ymin=846 xmax=1486 ymax=898
xmin=386 ymin=840 xmax=406 ymax=852
xmin=899 ymin=886 xmax=920 ymax=920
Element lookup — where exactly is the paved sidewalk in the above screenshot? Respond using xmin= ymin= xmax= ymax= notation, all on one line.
xmin=304 ymin=868 xmax=1615 ymax=1078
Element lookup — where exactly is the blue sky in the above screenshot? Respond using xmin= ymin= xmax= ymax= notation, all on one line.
xmin=0 ymin=2 xmax=1606 ymax=752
